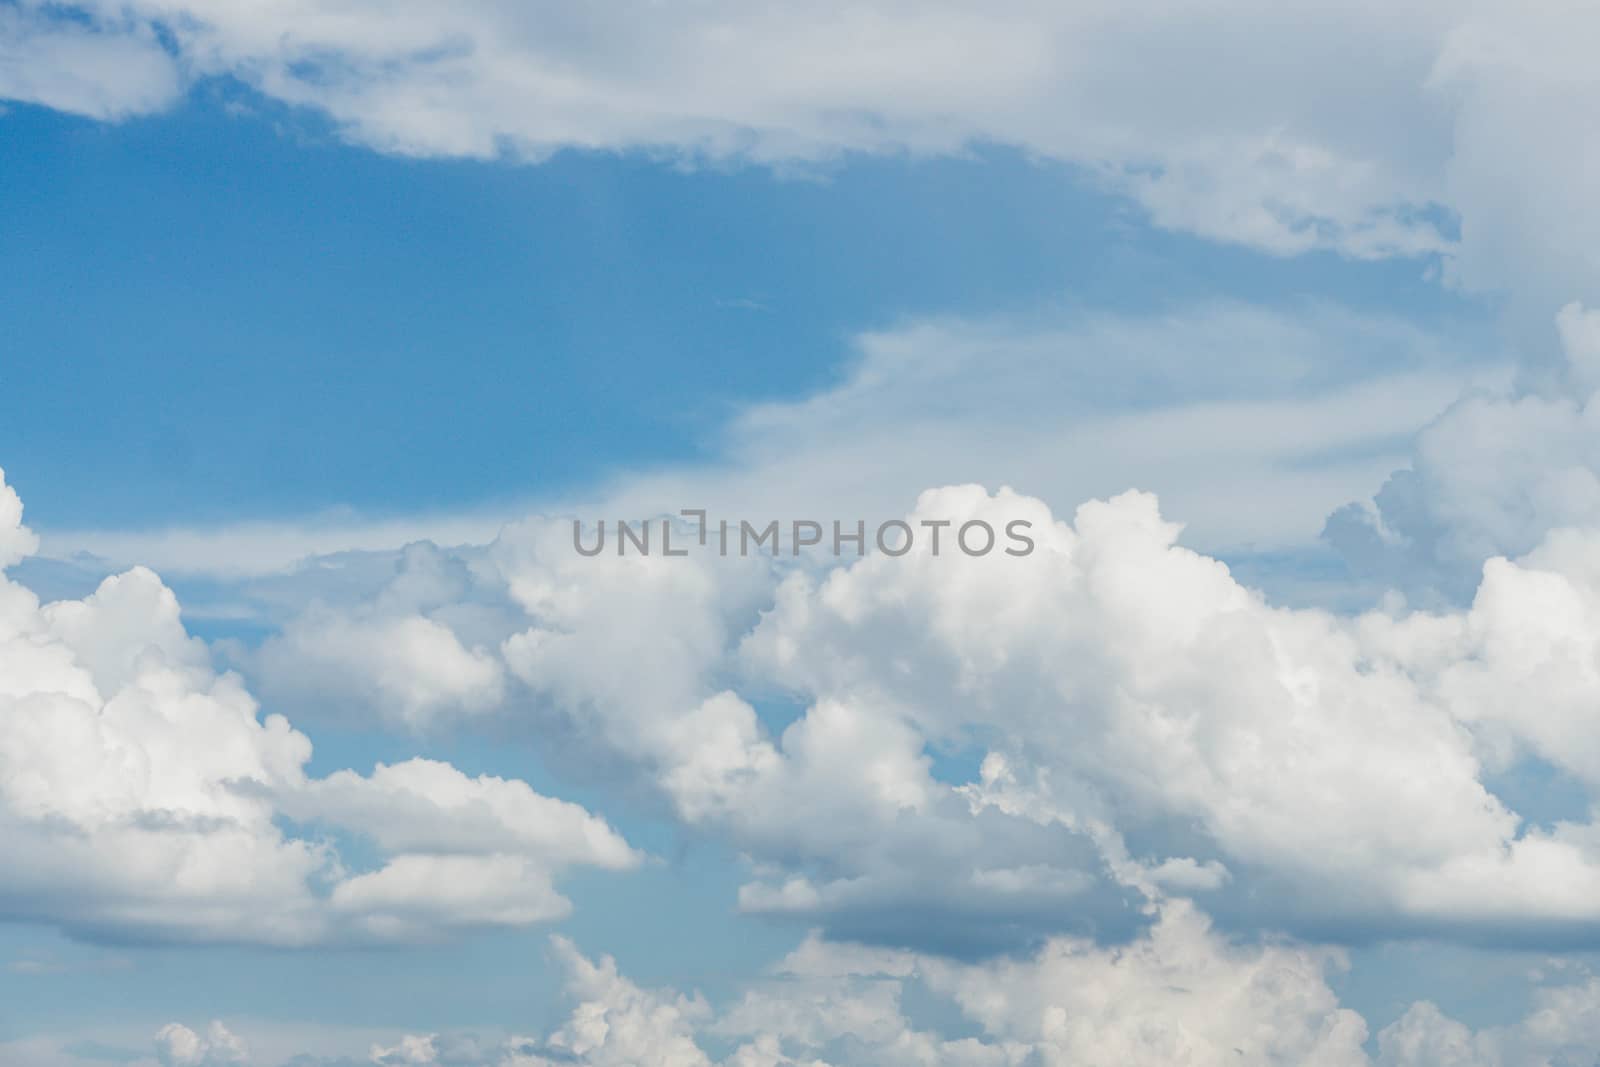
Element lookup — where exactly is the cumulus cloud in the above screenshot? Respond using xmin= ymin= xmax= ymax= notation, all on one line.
xmin=253 ymin=542 xmax=512 ymax=729
xmin=14 ymin=956 xmax=1600 ymax=1067
xmin=11 ymin=0 xmax=1600 ymax=1053
xmin=258 ymin=612 xmax=503 ymax=730
xmin=919 ymin=900 xmax=1368 ymax=1066
xmin=1376 ymin=980 xmax=1600 ymax=1066
xmin=0 ymin=471 xmax=38 ymax=568
xmin=385 ymin=910 xmax=1345 ymax=1067
xmin=342 ymin=918 xmax=1596 ymax=1067
xmin=155 ymin=1021 xmax=247 ymax=1067
xmin=18 ymin=786 xmax=1600 ymax=1067
xmin=444 ymin=474 xmax=1600 ymax=951
xmin=1330 ymin=302 xmax=1600 ymax=601
xmin=0 ymin=467 xmax=638 ymax=947
xmin=160 ymin=467 xmax=1600 ymax=953
xmin=489 ymin=511 xmax=1127 ymax=954
xmin=40 ymin=443 xmax=1600 ymax=953
xmin=737 ymin=484 xmax=1600 ymax=940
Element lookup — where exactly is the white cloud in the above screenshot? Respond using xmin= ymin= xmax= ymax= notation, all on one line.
xmin=0 ymin=467 xmax=638 ymax=947
xmin=450 ymin=475 xmax=1600 ymax=947
xmin=288 ymin=758 xmax=639 ymax=868
xmin=329 ymin=926 xmax=1600 ymax=1066
xmin=1331 ymin=302 xmax=1600 ymax=601
xmin=13 ymin=955 xmax=1600 ymax=1067
xmin=155 ymin=1022 xmax=247 ymax=1067
xmin=10 ymin=0 xmax=1600 ymax=1051
xmin=253 ymin=543 xmax=511 ymax=729
xmin=1376 ymin=980 xmax=1600 ymax=1066
xmin=735 ymin=483 xmax=1600 ymax=937
xmin=527 ymin=936 xmax=718 ymax=1067
xmin=489 ymin=513 xmax=1117 ymax=953
xmin=922 ymin=900 xmax=1369 ymax=1066
xmin=2 ymin=0 xmax=1456 ymax=260
xmin=0 ymin=4 xmax=179 ymax=120
xmin=263 ymin=612 xmax=504 ymax=728
xmin=328 ymin=853 xmax=572 ymax=940
xmin=355 ymin=905 xmax=1368 ymax=1067
xmin=33 ymin=424 xmax=1600 ymax=952
xmin=0 ymin=472 xmax=38 ymax=568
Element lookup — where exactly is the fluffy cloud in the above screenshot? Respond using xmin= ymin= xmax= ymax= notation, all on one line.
xmin=360 ymin=906 xmax=1363 ymax=1067
xmin=489 ymin=511 xmax=1125 ymax=954
xmin=155 ymin=1021 xmax=247 ymax=1067
xmin=56 ymin=430 xmax=1600 ymax=953
xmin=15 ymin=954 xmax=1600 ymax=1067
xmin=920 ymin=900 xmax=1368 ymax=1066
xmin=0 ymin=467 xmax=637 ymax=946
xmin=0 ymin=472 xmax=37 ymax=568
xmin=454 ymin=473 xmax=1600 ymax=949
xmin=258 ymin=612 xmax=503 ymax=730
xmin=253 ymin=542 xmax=512 ymax=729
xmin=11 ymin=1 xmax=1600 ymax=1054
xmin=1376 ymin=981 xmax=1600 ymax=1066
xmin=1330 ymin=303 xmax=1600 ymax=602
xmin=343 ymin=917 xmax=1598 ymax=1067
xmin=738 ymin=484 xmax=1600 ymax=939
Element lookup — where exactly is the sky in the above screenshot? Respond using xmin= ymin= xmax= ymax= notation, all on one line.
xmin=5 ymin=2 xmax=1600 ymax=1065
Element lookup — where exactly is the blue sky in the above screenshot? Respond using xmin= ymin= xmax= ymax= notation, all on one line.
xmin=6 ymin=5 xmax=1600 ymax=1067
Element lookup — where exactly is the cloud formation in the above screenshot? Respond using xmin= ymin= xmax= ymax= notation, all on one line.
xmin=0 ymin=1 xmax=1443 ymax=259
xmin=219 ymin=473 xmax=1600 ymax=953
xmin=715 ymin=485 xmax=1600 ymax=943
xmin=13 ymin=1 xmax=1600 ymax=1058
xmin=1332 ymin=302 xmax=1600 ymax=602
xmin=7 ymin=0 xmax=1600 ymax=318
xmin=155 ymin=1021 xmax=248 ymax=1067
xmin=354 ymin=907 xmax=1370 ymax=1067
xmin=111 ymin=918 xmax=1600 ymax=1067
xmin=0 ymin=467 xmax=637 ymax=947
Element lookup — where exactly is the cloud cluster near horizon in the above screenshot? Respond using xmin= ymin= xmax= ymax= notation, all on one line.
xmin=22 ymin=916 xmax=1600 ymax=1066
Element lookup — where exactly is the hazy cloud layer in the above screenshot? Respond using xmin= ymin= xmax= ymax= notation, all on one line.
xmin=7 ymin=0 xmax=1600 ymax=318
